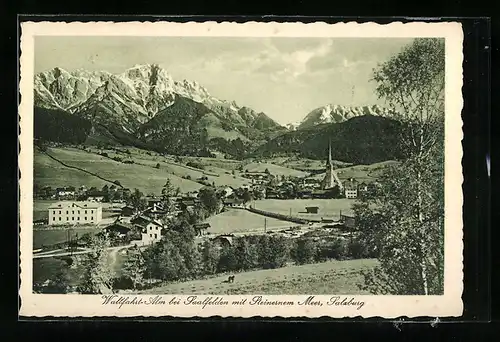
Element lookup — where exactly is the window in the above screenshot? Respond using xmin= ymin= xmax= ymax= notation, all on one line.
xmin=72 ymin=217 xmax=74 ymax=221
xmin=91 ymin=217 xmax=93 ymax=220
xmin=91 ymin=210 xmax=94 ymax=214
xmin=85 ymin=217 xmax=87 ymax=221
xmin=59 ymin=211 xmax=61 ymax=214
xmin=53 ymin=211 xmax=55 ymax=214
xmin=72 ymin=211 xmax=74 ymax=214
xmin=59 ymin=217 xmax=61 ymax=221
xmin=77 ymin=217 xmax=80 ymax=220
xmin=150 ymin=234 xmax=152 ymax=238
xmin=66 ymin=211 xmax=68 ymax=214
xmin=78 ymin=210 xmax=80 ymax=214
xmin=154 ymin=234 xmax=158 ymax=239
xmin=85 ymin=210 xmax=87 ymax=214
xmin=66 ymin=217 xmax=69 ymax=221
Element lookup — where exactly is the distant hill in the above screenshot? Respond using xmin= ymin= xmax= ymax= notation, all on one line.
xmin=251 ymin=115 xmax=404 ymax=165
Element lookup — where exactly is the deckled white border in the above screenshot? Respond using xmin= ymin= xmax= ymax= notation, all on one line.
xmin=19 ymin=21 xmax=464 ymax=318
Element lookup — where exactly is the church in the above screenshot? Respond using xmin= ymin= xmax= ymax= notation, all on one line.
xmin=321 ymin=140 xmax=343 ymax=191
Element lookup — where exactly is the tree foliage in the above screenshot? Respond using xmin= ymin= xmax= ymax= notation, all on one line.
xmin=77 ymin=233 xmax=113 ymax=294
xmin=357 ymin=38 xmax=445 ymax=295
xmin=122 ymin=246 xmax=147 ymax=290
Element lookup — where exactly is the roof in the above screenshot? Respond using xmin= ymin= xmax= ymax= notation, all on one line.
xmin=305 ymin=206 xmax=319 ymax=209
xmin=195 ymin=223 xmax=211 ymax=228
xmin=105 ymin=222 xmax=134 ymax=231
xmin=48 ymin=201 xmax=101 ymax=209
xmin=131 ymin=215 xmax=163 ymax=227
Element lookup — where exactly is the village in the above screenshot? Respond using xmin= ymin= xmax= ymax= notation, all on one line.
xmin=33 ymin=141 xmax=378 ymax=260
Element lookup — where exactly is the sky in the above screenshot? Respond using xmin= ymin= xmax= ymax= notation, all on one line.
xmin=35 ymin=36 xmax=414 ymax=125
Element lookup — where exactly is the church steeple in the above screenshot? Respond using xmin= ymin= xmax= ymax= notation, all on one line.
xmin=326 ymin=138 xmax=332 ymax=166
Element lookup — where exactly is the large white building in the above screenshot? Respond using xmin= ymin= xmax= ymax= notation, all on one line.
xmin=48 ymin=202 xmax=102 ymax=225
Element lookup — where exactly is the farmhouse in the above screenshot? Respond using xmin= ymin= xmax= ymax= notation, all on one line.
xmin=87 ymin=195 xmax=105 ymax=202
xmin=56 ymin=187 xmax=76 ymax=198
xmin=48 ymin=201 xmax=102 ymax=225
xmin=104 ymin=221 xmax=133 ymax=236
xmin=132 ymin=215 xmax=164 ymax=244
xmin=305 ymin=206 xmax=319 ymax=214
xmin=340 ymin=214 xmax=356 ymax=230
xmin=194 ymin=222 xmax=211 ymax=236
xmin=343 ymin=179 xmax=358 ymax=199
xmin=121 ymin=205 xmax=136 ymax=217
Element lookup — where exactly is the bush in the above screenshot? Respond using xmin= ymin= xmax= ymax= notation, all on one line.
xmin=155 ymin=163 xmax=160 ymax=169
xmin=316 ymin=238 xmax=348 ymax=261
xmin=291 ymin=238 xmax=318 ymax=265
xmin=217 ymin=246 xmax=239 ymax=273
xmin=186 ymin=161 xmax=205 ymax=170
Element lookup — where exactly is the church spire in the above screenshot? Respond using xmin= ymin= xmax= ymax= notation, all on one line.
xmin=326 ymin=138 xmax=332 ymax=166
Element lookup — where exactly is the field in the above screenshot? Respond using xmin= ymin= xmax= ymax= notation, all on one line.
xmin=204 ymin=208 xmax=294 ymax=235
xmin=261 ymin=156 xmax=352 ymax=172
xmin=252 ymin=198 xmax=356 ymax=220
xmin=141 ymin=259 xmax=378 ymax=295
xmin=33 ymin=227 xmax=103 ymax=249
xmin=242 ymin=162 xmax=309 ymax=177
xmin=35 ymin=147 xmax=253 ymax=195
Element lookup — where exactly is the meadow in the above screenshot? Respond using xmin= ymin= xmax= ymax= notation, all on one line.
xmin=204 ymin=208 xmax=294 ymax=235
xmin=35 ymin=147 xmax=206 ymax=194
xmin=251 ymin=198 xmax=356 ymax=220
xmin=35 ymin=147 xmax=256 ymax=195
xmin=141 ymin=258 xmax=378 ymax=295
xmin=242 ymin=162 xmax=309 ymax=177
xmin=33 ymin=227 xmax=102 ymax=249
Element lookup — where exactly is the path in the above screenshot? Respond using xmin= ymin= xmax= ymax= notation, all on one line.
xmin=33 ymin=243 xmax=135 ymax=259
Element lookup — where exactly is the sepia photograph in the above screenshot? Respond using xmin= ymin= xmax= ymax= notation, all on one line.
xmin=19 ymin=21 xmax=464 ymax=318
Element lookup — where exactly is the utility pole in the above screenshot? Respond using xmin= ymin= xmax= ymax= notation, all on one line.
xmin=264 ymin=218 xmax=267 ymax=234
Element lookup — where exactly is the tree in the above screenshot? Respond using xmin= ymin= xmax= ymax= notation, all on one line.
xmin=128 ymin=188 xmax=147 ymax=211
xmin=241 ymin=188 xmax=253 ymax=206
xmin=198 ymin=187 xmax=222 ymax=215
xmin=122 ymin=246 xmax=146 ymax=290
xmin=155 ymin=163 xmax=161 ymax=169
xmin=357 ymin=38 xmax=445 ymax=295
xmin=77 ymin=233 xmax=113 ymax=294
xmin=201 ymin=240 xmax=221 ymax=275
xmin=234 ymin=237 xmax=259 ymax=270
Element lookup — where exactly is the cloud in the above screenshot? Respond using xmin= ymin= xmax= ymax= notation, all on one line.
xmin=252 ymin=39 xmax=334 ymax=81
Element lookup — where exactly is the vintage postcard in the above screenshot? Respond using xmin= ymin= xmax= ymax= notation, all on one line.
xmin=19 ymin=20 xmax=464 ymax=318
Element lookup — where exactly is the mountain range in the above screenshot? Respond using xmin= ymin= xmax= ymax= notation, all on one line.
xmin=298 ymin=104 xmax=392 ymax=129
xmin=34 ymin=64 xmax=401 ymax=163
xmin=34 ymin=64 xmax=287 ymax=157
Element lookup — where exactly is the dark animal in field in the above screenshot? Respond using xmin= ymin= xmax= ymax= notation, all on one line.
xmin=223 ymin=275 xmax=235 ymax=284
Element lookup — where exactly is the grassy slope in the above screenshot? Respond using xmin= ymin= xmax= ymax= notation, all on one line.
xmin=141 ymin=259 xmax=379 ymax=295
xmin=85 ymin=147 xmax=251 ymax=188
xmin=35 ymin=147 xmax=206 ymax=195
xmin=242 ymin=162 xmax=309 ymax=177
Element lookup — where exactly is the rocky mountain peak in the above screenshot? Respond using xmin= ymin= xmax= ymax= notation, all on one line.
xmin=298 ymin=104 xmax=393 ymax=129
